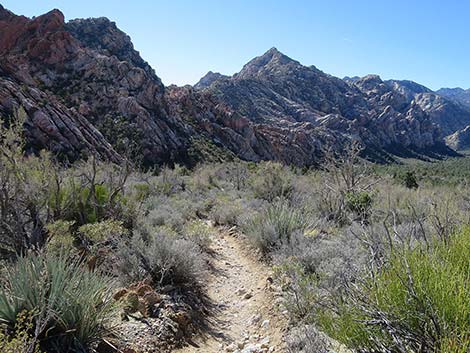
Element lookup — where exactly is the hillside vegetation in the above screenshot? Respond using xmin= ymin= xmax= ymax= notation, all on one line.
xmin=0 ymin=113 xmax=468 ymax=353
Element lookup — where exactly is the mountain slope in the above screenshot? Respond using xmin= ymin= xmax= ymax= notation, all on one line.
xmin=437 ymin=87 xmax=470 ymax=108
xmin=201 ymin=49 xmax=447 ymax=159
xmin=446 ymin=125 xmax=470 ymax=150
xmin=0 ymin=6 xmax=462 ymax=166
xmin=0 ymin=5 xmax=193 ymax=165
xmin=384 ymin=81 xmax=470 ymax=136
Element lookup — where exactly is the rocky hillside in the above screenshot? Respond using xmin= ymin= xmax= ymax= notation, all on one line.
xmin=437 ymin=87 xmax=470 ymax=108
xmin=381 ymin=81 xmax=470 ymax=136
xmin=0 ymin=5 xmax=193 ymax=166
xmin=0 ymin=6 xmax=465 ymax=166
xmin=199 ymin=49 xmax=450 ymax=159
xmin=446 ymin=125 xmax=470 ymax=150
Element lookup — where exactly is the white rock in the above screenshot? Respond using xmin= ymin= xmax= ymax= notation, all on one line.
xmin=260 ymin=337 xmax=270 ymax=348
xmin=241 ymin=344 xmax=262 ymax=353
xmin=261 ymin=319 xmax=270 ymax=329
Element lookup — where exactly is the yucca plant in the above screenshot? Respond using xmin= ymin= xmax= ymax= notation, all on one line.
xmin=0 ymin=253 xmax=118 ymax=352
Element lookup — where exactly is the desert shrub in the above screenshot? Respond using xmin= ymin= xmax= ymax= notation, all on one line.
xmin=155 ymin=165 xmax=186 ymax=196
xmin=273 ymin=227 xmax=366 ymax=323
xmin=78 ymin=220 xmax=129 ymax=271
xmin=0 ymin=253 xmax=117 ymax=352
xmin=244 ymin=202 xmax=310 ymax=253
xmin=220 ymin=162 xmax=249 ymax=191
xmin=75 ymin=184 xmax=109 ymax=223
xmin=133 ymin=182 xmax=152 ymax=201
xmin=274 ymin=263 xmax=321 ymax=320
xmin=0 ymin=110 xmax=61 ymax=258
xmin=400 ymin=170 xmax=419 ymax=189
xmin=171 ymin=192 xmax=213 ymax=220
xmin=187 ymin=164 xmax=219 ymax=192
xmin=183 ymin=219 xmax=214 ymax=252
xmin=45 ymin=220 xmax=76 ymax=255
xmin=285 ymin=325 xmax=330 ymax=353
xmin=143 ymin=198 xmax=185 ymax=231
xmin=0 ymin=311 xmax=42 ymax=353
xmin=251 ymin=162 xmax=294 ymax=201
xmin=52 ymin=158 xmax=134 ymax=228
xmin=78 ymin=219 xmax=127 ymax=243
xmin=318 ymin=227 xmax=470 ymax=353
xmin=345 ymin=191 xmax=373 ymax=220
xmin=116 ymin=228 xmax=205 ymax=287
xmin=140 ymin=193 xmax=207 ymax=232
xmin=58 ymin=181 xmax=115 ymax=225
xmin=210 ymin=195 xmax=243 ymax=226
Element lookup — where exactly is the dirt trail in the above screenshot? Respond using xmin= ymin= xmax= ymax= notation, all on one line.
xmin=174 ymin=228 xmax=287 ymax=353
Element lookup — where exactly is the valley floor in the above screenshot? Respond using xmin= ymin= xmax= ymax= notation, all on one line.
xmin=175 ymin=227 xmax=287 ymax=353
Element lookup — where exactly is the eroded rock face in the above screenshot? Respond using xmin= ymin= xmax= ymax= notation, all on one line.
xmin=194 ymin=71 xmax=229 ymax=90
xmin=446 ymin=125 xmax=470 ymax=150
xmin=385 ymin=80 xmax=470 ymax=137
xmin=0 ymin=5 xmax=192 ymax=165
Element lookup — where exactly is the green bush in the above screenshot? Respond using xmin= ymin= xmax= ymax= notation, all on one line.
xmin=345 ymin=191 xmax=373 ymax=218
xmin=45 ymin=220 xmax=76 ymax=255
xmin=319 ymin=228 xmax=470 ymax=353
xmin=0 ymin=109 xmax=60 ymax=258
xmin=0 ymin=254 xmax=117 ymax=352
xmin=0 ymin=311 xmax=43 ymax=353
xmin=78 ymin=219 xmax=127 ymax=243
xmin=401 ymin=170 xmax=419 ymax=189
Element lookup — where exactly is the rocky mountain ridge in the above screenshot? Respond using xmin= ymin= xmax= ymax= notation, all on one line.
xmin=0 ymin=6 xmax=467 ymax=167
xmin=199 ymin=49 xmax=451 ymax=156
xmin=437 ymin=87 xmax=470 ymax=108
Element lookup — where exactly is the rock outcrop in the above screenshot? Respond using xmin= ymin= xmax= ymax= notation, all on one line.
xmin=194 ymin=71 xmax=229 ymax=90
xmin=446 ymin=125 xmax=470 ymax=150
xmin=384 ymin=81 xmax=470 ymax=137
xmin=0 ymin=5 xmax=191 ymax=165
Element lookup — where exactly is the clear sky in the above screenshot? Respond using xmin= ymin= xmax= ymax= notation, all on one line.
xmin=2 ymin=0 xmax=469 ymax=90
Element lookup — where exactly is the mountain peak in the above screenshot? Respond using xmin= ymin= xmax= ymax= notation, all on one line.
xmin=258 ymin=47 xmax=295 ymax=63
xmin=0 ymin=6 xmax=68 ymax=56
xmin=236 ymin=47 xmax=299 ymax=79
xmin=194 ymin=71 xmax=228 ymax=89
xmin=0 ymin=4 xmax=14 ymax=20
xmin=264 ymin=46 xmax=281 ymax=55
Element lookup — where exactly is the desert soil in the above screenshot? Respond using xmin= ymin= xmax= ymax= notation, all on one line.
xmin=174 ymin=227 xmax=288 ymax=353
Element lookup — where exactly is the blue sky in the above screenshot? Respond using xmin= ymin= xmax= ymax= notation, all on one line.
xmin=2 ymin=0 xmax=469 ymax=90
